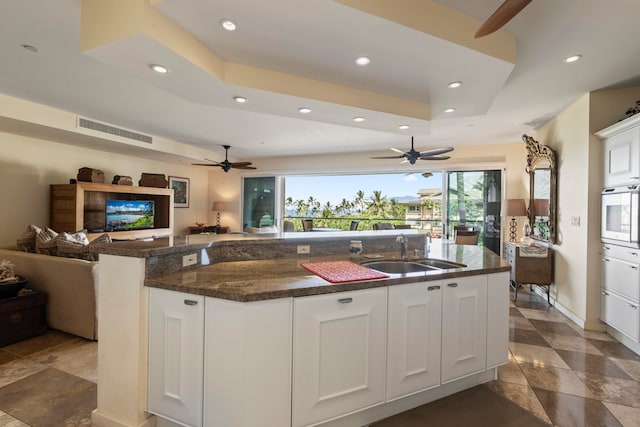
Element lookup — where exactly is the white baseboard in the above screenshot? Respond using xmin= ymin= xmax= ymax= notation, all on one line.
xmin=91 ymin=410 xmax=154 ymax=427
xmin=606 ymin=327 xmax=640 ymax=356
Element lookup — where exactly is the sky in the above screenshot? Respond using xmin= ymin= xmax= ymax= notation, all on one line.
xmin=285 ymin=172 xmax=443 ymax=206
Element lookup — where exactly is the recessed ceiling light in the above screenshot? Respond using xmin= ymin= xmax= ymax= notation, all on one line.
xmin=298 ymin=107 xmax=312 ymax=114
xmin=564 ymin=54 xmax=582 ymax=63
xmin=355 ymin=56 xmax=371 ymax=66
xmin=150 ymin=64 xmax=170 ymax=74
xmin=220 ymin=19 xmax=237 ymax=31
xmin=398 ymin=125 xmax=410 ymax=130
xmin=353 ymin=117 xmax=365 ymax=122
xmin=444 ymin=108 xmax=456 ymax=113
xmin=447 ymin=81 xmax=462 ymax=89
xmin=20 ymin=44 xmax=38 ymax=53
xmin=234 ymin=96 xmax=247 ymax=103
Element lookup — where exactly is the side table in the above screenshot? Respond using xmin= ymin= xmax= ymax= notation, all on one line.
xmin=503 ymin=242 xmax=554 ymax=305
xmin=0 ymin=289 xmax=47 ymax=346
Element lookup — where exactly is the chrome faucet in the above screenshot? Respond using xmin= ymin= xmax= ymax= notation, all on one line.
xmin=396 ymin=234 xmax=409 ymax=260
xmin=424 ymin=232 xmax=432 ymax=257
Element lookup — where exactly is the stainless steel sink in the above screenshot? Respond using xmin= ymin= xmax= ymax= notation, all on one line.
xmin=361 ymin=259 xmax=466 ymax=274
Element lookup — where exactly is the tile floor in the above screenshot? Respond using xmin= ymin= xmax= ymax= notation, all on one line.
xmin=0 ymin=288 xmax=639 ymax=426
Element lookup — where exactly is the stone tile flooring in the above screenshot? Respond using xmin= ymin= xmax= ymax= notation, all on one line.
xmin=0 ymin=288 xmax=639 ymax=426
xmin=0 ymin=331 xmax=97 ymax=426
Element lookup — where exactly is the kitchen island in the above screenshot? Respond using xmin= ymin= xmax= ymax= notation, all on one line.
xmin=90 ymin=232 xmax=510 ymax=427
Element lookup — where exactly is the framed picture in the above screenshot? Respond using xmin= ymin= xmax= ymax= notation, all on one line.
xmin=169 ymin=176 xmax=190 ymax=208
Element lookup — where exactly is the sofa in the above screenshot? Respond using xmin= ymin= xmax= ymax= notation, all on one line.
xmin=0 ymin=248 xmax=99 ymax=340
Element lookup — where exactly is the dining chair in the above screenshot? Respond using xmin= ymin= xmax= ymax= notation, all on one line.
xmin=373 ymin=222 xmax=393 ymax=230
xmin=283 ymin=220 xmax=294 ymax=232
xmin=394 ymin=224 xmax=412 ymax=229
xmin=349 ymin=220 xmax=360 ymax=231
xmin=302 ymin=219 xmax=313 ymax=231
xmin=454 ymin=230 xmax=479 ymax=245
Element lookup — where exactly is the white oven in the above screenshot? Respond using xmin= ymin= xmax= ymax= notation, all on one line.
xmin=602 ymin=185 xmax=640 ymax=248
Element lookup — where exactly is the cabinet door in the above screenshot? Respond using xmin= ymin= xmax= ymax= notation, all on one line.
xmin=292 ymin=288 xmax=387 ymax=427
xmin=441 ymin=276 xmax=487 ymax=383
xmin=602 ymin=256 xmax=640 ymax=302
xmin=604 ymin=127 xmax=640 ymax=187
xmin=487 ymin=272 xmax=510 ymax=368
xmin=148 ymin=288 xmax=204 ymax=427
xmin=601 ymin=289 xmax=640 ymax=341
xmin=204 ymin=297 xmax=292 ymax=427
xmin=387 ymin=281 xmax=442 ymax=401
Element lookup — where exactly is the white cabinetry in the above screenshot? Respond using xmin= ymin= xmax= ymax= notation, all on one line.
xmin=386 ymin=281 xmax=442 ymax=401
xmin=148 ymin=288 xmax=205 ymax=427
xmin=487 ymin=272 xmax=510 ymax=368
xmin=601 ymin=245 xmax=640 ymax=341
xmin=292 ymin=287 xmax=387 ymax=427
xmin=204 ymin=297 xmax=292 ymax=427
xmin=441 ymin=276 xmax=487 ymax=383
xmin=596 ymin=114 xmax=640 ymax=187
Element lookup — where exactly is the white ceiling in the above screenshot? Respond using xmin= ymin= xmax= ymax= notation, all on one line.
xmin=1 ymin=0 xmax=640 ymax=162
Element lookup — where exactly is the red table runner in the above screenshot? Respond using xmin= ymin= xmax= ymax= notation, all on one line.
xmin=301 ymin=261 xmax=389 ymax=283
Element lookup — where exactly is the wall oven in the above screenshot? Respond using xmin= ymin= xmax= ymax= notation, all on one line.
xmin=601 ymin=185 xmax=640 ymax=248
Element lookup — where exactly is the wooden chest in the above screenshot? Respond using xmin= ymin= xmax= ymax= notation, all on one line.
xmin=0 ymin=290 xmax=47 ymax=346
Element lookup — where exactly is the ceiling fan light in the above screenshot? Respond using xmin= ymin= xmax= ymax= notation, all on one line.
xmin=447 ymin=81 xmax=462 ymax=89
xmin=564 ymin=54 xmax=582 ymax=63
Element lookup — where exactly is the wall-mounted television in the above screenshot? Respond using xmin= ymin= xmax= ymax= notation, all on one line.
xmin=105 ymin=199 xmax=155 ymax=232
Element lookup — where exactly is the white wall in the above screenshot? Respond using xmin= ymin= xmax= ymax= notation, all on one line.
xmin=0 ymin=131 xmax=210 ymax=246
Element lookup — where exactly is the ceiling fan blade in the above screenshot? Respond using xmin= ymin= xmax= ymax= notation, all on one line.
xmin=474 ymin=0 xmax=532 ymax=38
xmin=370 ymin=155 xmax=406 ymax=159
xmin=231 ymin=165 xmax=257 ymax=170
xmin=390 ymin=147 xmax=405 ymax=154
xmin=230 ymin=161 xmax=253 ymax=167
xmin=418 ymin=147 xmax=454 ymax=157
xmin=419 ymin=155 xmax=451 ymax=161
xmin=192 ymin=163 xmax=222 ymax=167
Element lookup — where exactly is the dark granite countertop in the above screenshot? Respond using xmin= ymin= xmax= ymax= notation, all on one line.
xmin=144 ymin=241 xmax=510 ymax=302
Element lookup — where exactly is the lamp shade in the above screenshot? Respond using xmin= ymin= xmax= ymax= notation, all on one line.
xmin=211 ymin=201 xmax=225 ymax=211
xmin=533 ymin=198 xmax=550 ymax=216
xmin=501 ymin=198 xmax=527 ymax=217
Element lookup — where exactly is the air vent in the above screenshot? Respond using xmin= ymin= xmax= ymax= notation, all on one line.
xmin=78 ymin=118 xmax=152 ymax=144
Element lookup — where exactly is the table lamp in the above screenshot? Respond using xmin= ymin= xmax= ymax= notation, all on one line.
xmin=211 ymin=201 xmax=225 ymax=230
xmin=501 ymin=199 xmax=527 ymax=242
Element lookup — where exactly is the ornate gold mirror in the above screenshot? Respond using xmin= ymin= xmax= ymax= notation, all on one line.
xmin=523 ymin=134 xmax=557 ymax=244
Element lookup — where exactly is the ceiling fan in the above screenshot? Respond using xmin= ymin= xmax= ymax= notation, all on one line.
xmin=474 ymin=0 xmax=532 ymax=38
xmin=192 ymin=145 xmax=257 ymax=172
xmin=371 ymin=137 xmax=453 ymax=165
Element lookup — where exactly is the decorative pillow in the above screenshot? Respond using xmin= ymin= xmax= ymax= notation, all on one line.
xmin=87 ymin=233 xmax=112 ymax=261
xmin=56 ymin=232 xmax=90 ymax=260
xmin=35 ymin=227 xmax=59 ymax=255
xmin=16 ymin=224 xmax=41 ymax=252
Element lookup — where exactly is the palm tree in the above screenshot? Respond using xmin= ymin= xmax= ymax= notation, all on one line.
xmin=336 ymin=198 xmax=352 ymax=216
xmin=354 ymin=190 xmax=366 ymax=213
xmin=307 ymin=196 xmax=321 ymax=217
xmin=366 ymin=190 xmax=388 ymax=217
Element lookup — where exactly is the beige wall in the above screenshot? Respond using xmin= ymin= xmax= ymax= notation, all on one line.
xmin=0 ymin=131 xmax=210 ymax=246
xmin=536 ymin=86 xmax=640 ymax=329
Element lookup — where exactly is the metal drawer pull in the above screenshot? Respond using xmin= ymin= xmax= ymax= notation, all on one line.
xmin=630 ymin=252 xmax=638 ymax=256
xmin=631 ymin=266 xmax=638 ymax=270
xmin=627 ymin=303 xmax=638 ymax=310
xmin=427 ymin=285 xmax=441 ymax=291
xmin=447 ymin=283 xmax=458 ymax=288
xmin=184 ymin=300 xmax=198 ymax=306
xmin=338 ymin=297 xmax=353 ymax=304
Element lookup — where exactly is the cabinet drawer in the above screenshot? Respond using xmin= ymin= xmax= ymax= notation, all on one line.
xmin=601 ymin=289 xmax=639 ymax=341
xmin=603 ymin=244 xmax=640 ymax=264
xmin=602 ymin=256 xmax=640 ymax=301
